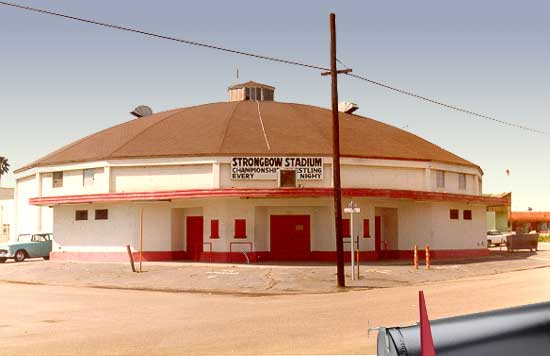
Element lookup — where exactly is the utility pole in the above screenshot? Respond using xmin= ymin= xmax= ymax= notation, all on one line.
xmin=322 ymin=13 xmax=352 ymax=287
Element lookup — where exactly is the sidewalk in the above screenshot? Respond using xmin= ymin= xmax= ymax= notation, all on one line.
xmin=1 ymin=244 xmax=549 ymax=295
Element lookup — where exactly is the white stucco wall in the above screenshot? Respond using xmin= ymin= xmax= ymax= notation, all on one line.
xmin=51 ymin=196 xmax=487 ymax=254
xmin=111 ymin=164 xmax=213 ymax=192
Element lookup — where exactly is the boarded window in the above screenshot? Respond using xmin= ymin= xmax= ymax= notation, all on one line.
xmin=342 ymin=219 xmax=350 ymax=238
xmin=279 ymin=169 xmax=296 ymax=187
xmin=463 ymin=210 xmax=472 ymax=220
xmin=234 ymin=219 xmax=246 ymax=238
xmin=363 ymin=219 xmax=371 ymax=238
xmin=83 ymin=169 xmax=95 ymax=186
xmin=210 ymin=219 xmax=220 ymax=239
xmin=53 ymin=171 xmax=63 ymax=188
xmin=95 ymin=209 xmax=108 ymax=220
xmin=459 ymin=173 xmax=466 ymax=190
xmin=75 ymin=210 xmax=88 ymax=221
xmin=436 ymin=170 xmax=445 ymax=188
xmin=450 ymin=209 xmax=459 ymax=220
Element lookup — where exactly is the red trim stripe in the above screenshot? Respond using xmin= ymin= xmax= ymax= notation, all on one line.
xmin=50 ymin=248 xmax=490 ymax=262
xmin=30 ymin=188 xmax=509 ymax=206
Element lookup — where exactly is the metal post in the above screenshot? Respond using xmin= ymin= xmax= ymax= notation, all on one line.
xmin=139 ymin=207 xmax=143 ymax=273
xmin=350 ymin=207 xmax=355 ymax=280
xmin=329 ymin=13 xmax=345 ymax=287
xmin=126 ymin=244 xmax=136 ymax=273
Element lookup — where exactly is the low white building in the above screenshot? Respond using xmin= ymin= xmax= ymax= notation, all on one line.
xmin=14 ymin=81 xmax=509 ymax=262
xmin=0 ymin=187 xmax=15 ymax=243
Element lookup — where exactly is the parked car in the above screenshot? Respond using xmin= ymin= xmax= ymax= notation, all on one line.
xmin=0 ymin=233 xmax=53 ymax=263
xmin=487 ymin=230 xmax=506 ymax=247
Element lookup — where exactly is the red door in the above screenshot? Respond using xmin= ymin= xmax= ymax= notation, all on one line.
xmin=186 ymin=216 xmax=203 ymax=261
xmin=375 ymin=216 xmax=382 ymax=258
xmin=270 ymin=215 xmax=310 ymax=260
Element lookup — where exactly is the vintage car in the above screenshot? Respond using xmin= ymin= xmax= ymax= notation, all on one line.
xmin=0 ymin=233 xmax=53 ymax=263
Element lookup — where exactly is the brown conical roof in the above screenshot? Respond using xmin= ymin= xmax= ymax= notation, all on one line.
xmin=16 ymin=101 xmax=478 ymax=172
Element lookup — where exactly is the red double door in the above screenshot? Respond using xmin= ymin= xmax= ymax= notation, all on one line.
xmin=270 ymin=215 xmax=311 ymax=260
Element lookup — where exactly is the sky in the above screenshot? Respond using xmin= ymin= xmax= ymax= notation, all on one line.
xmin=0 ymin=0 xmax=549 ymax=210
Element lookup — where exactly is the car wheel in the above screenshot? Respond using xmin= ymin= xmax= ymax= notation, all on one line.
xmin=0 ymin=257 xmax=6 ymax=263
xmin=43 ymin=256 xmax=50 ymax=261
xmin=487 ymin=240 xmax=492 ymax=247
xmin=14 ymin=250 xmax=26 ymax=262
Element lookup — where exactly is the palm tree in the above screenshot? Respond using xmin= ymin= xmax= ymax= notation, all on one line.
xmin=0 ymin=157 xmax=10 ymax=186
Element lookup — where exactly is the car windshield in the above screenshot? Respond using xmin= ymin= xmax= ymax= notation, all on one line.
xmin=17 ymin=234 xmax=32 ymax=242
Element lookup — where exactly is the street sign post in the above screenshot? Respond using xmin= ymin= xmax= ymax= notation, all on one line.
xmin=344 ymin=201 xmax=360 ymax=280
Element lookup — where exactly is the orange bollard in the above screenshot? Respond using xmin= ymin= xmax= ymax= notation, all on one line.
xmin=414 ymin=245 xmax=419 ymax=269
xmin=425 ymin=245 xmax=431 ymax=270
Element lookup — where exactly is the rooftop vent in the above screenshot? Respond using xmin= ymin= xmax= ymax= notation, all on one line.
xmin=338 ymin=101 xmax=359 ymax=114
xmin=130 ymin=105 xmax=153 ymax=118
xmin=228 ymin=81 xmax=275 ymax=102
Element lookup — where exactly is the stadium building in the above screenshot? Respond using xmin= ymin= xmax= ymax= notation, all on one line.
xmin=14 ymin=81 xmax=509 ymax=262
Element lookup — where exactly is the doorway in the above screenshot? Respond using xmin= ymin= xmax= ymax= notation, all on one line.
xmin=186 ymin=216 xmax=204 ymax=261
xmin=270 ymin=215 xmax=311 ymax=260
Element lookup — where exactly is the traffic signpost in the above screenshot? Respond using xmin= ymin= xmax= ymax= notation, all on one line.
xmin=344 ymin=201 xmax=360 ymax=280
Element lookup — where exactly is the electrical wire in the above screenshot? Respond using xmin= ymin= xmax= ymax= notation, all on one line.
xmin=0 ymin=1 xmax=546 ymax=135
xmin=0 ymin=1 xmax=329 ymax=72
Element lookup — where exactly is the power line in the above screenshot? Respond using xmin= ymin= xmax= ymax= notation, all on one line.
xmin=344 ymin=72 xmax=548 ymax=134
xmin=0 ymin=1 xmax=328 ymax=72
xmin=0 ymin=1 xmax=546 ymax=135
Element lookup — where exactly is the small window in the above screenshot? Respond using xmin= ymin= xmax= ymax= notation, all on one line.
xmin=75 ymin=210 xmax=88 ymax=221
xmin=210 ymin=219 xmax=220 ymax=239
xmin=83 ymin=169 xmax=95 ymax=186
xmin=436 ymin=170 xmax=445 ymax=188
xmin=363 ymin=219 xmax=370 ymax=238
xmin=450 ymin=209 xmax=459 ymax=220
xmin=95 ymin=209 xmax=108 ymax=220
xmin=53 ymin=171 xmax=63 ymax=188
xmin=279 ymin=169 xmax=297 ymax=187
xmin=459 ymin=173 xmax=466 ymax=190
xmin=463 ymin=210 xmax=472 ymax=220
xmin=342 ymin=219 xmax=350 ymax=238
xmin=234 ymin=219 xmax=246 ymax=238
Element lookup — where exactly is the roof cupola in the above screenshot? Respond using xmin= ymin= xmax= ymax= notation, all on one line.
xmin=228 ymin=81 xmax=275 ymax=102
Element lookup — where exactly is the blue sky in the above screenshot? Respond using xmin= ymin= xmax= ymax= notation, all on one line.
xmin=1 ymin=0 xmax=549 ymax=210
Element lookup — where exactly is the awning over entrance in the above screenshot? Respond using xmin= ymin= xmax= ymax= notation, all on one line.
xmin=29 ymin=187 xmax=511 ymax=206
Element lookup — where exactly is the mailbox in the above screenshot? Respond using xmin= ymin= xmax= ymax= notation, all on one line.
xmin=377 ymin=302 xmax=550 ymax=356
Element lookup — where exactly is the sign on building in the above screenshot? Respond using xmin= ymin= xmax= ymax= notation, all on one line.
xmin=231 ymin=157 xmax=324 ymax=180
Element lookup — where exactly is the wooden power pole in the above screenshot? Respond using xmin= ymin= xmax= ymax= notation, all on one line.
xmin=322 ymin=13 xmax=352 ymax=287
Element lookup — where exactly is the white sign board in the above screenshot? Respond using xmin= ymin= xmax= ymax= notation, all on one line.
xmin=231 ymin=157 xmax=324 ymax=180
xmin=344 ymin=207 xmax=361 ymax=213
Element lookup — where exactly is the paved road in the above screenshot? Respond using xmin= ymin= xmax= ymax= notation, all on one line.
xmin=0 ymin=267 xmax=548 ymax=356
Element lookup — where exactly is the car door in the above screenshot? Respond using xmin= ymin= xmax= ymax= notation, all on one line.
xmin=34 ymin=234 xmax=52 ymax=257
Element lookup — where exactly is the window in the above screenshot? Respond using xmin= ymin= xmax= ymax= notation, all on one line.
xmin=463 ymin=210 xmax=472 ymax=220
xmin=83 ymin=169 xmax=95 ymax=186
xmin=279 ymin=169 xmax=297 ymax=187
xmin=459 ymin=173 xmax=466 ymax=190
xmin=263 ymin=89 xmax=274 ymax=101
xmin=450 ymin=209 xmax=459 ymax=220
xmin=436 ymin=170 xmax=445 ymax=188
xmin=210 ymin=219 xmax=220 ymax=239
xmin=53 ymin=171 xmax=63 ymax=188
xmin=363 ymin=219 xmax=371 ymax=238
xmin=75 ymin=210 xmax=88 ymax=221
xmin=342 ymin=219 xmax=350 ymax=238
xmin=95 ymin=209 xmax=108 ymax=220
xmin=2 ymin=224 xmax=9 ymax=235
xmin=234 ymin=219 xmax=246 ymax=238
